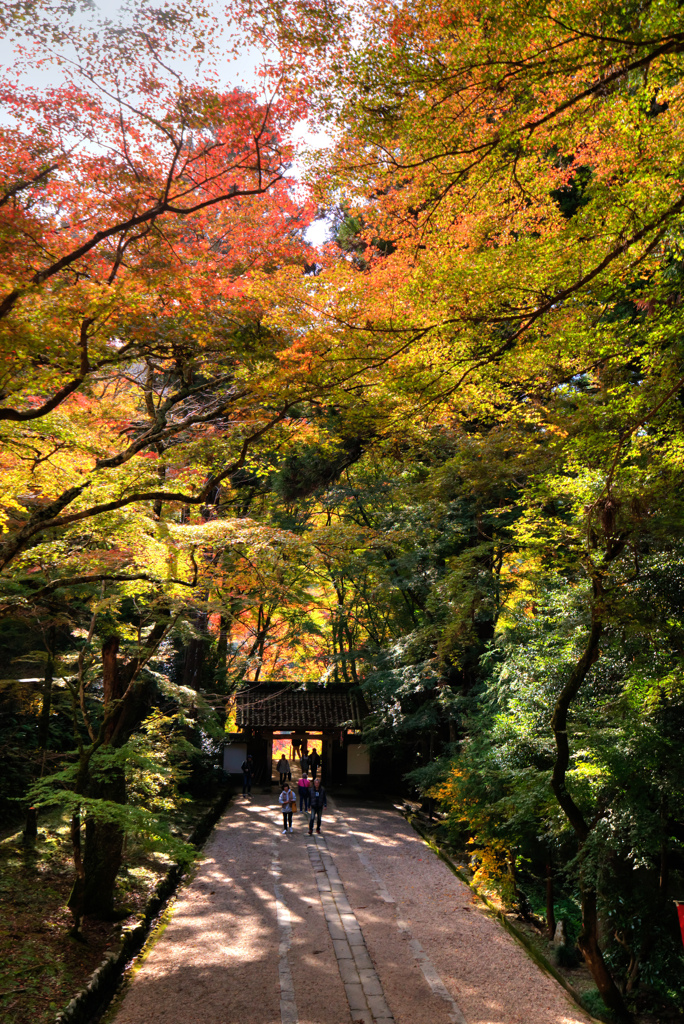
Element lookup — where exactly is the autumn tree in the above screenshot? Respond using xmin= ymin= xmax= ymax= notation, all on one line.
xmin=0 ymin=0 xmax=321 ymax=922
xmin=234 ymin=1 xmax=684 ymax=1015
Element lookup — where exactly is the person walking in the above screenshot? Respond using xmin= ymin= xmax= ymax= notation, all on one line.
xmin=277 ymin=754 xmax=290 ymax=785
xmin=240 ymin=754 xmax=254 ymax=796
xmin=309 ymin=747 xmax=320 ymax=781
xmin=308 ymin=777 xmax=327 ymax=835
xmin=297 ymin=771 xmax=311 ymax=813
xmin=279 ymin=782 xmax=296 ymax=833
xmin=300 ymin=750 xmax=309 ymax=776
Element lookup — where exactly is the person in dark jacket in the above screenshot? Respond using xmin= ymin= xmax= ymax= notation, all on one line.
xmin=308 ymin=778 xmax=327 ymax=835
xmin=277 ymin=754 xmax=290 ymax=784
xmin=309 ymin=747 xmax=320 ymax=780
xmin=241 ymin=754 xmax=254 ymax=795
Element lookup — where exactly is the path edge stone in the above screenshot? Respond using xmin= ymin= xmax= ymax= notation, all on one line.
xmin=53 ymin=785 xmax=233 ymax=1024
xmin=400 ymin=808 xmax=604 ymax=1024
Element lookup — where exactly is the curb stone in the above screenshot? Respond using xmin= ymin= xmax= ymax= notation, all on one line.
xmin=53 ymin=786 xmax=232 ymax=1024
xmin=400 ymin=807 xmax=604 ymax=1024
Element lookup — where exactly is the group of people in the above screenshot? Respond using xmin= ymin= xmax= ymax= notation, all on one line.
xmin=240 ymin=747 xmax=321 ymax=794
xmin=272 ymin=749 xmax=325 ymax=835
xmin=276 ymin=748 xmax=320 ymax=785
xmin=279 ymin=775 xmax=327 ymax=835
xmin=241 ymin=746 xmax=327 ymax=835
xmin=277 ymin=748 xmax=325 ymax=834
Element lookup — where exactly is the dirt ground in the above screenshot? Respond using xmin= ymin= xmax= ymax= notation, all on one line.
xmin=0 ymin=811 xmax=170 ymax=1024
xmin=109 ymin=789 xmax=592 ymax=1024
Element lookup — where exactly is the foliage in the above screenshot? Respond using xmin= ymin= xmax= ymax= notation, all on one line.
xmin=4 ymin=2 xmax=684 ymax=1020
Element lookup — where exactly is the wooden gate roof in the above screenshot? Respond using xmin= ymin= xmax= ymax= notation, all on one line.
xmin=235 ymin=685 xmax=367 ymax=731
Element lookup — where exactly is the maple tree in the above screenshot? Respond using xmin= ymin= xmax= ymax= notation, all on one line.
xmin=0 ymin=0 xmax=322 ymax=922
xmin=0 ymin=0 xmax=313 ymax=571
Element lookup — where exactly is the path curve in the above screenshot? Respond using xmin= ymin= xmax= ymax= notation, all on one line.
xmin=112 ymin=793 xmax=592 ymax=1024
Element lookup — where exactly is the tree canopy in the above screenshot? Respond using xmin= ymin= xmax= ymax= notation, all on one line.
xmin=3 ymin=2 xmax=684 ymax=1021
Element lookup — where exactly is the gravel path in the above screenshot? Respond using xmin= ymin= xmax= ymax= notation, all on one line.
xmin=112 ymin=793 xmax=592 ymax=1024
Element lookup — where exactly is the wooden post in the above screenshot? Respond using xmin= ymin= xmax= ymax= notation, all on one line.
xmin=266 ymin=732 xmax=273 ymax=787
xmin=324 ymin=734 xmax=333 ymax=783
xmin=23 ymin=805 xmax=37 ymax=846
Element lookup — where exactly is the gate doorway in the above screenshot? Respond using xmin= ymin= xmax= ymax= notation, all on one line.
xmin=271 ymin=732 xmax=323 ymax=784
xmin=224 ymin=685 xmax=369 ymax=788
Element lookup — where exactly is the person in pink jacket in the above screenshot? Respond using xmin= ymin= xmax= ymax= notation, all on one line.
xmin=297 ymin=771 xmax=311 ymax=812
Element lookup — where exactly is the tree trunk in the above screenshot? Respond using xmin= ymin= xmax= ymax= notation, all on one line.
xmin=579 ymin=887 xmax=632 ymax=1020
xmin=37 ymin=627 xmax=55 ymax=749
xmin=182 ymin=609 xmax=208 ymax=688
xmin=344 ymin=620 xmax=359 ymax=683
xmin=67 ymin=812 xmax=86 ymax=931
xmin=659 ymin=799 xmax=669 ymax=896
xmin=81 ymin=770 xmax=126 ymax=918
xmin=550 ymin=611 xmax=632 ymax=1021
xmin=216 ymin=614 xmax=229 ymax=691
xmin=546 ymin=862 xmax=556 ymax=939
xmin=66 ymin=636 xmax=128 ymax=919
xmin=73 ymin=626 xmax=164 ymax=920
xmin=66 ymin=615 xmax=171 ymax=926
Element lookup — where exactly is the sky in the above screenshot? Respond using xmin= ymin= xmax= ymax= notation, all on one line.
xmin=0 ymin=0 xmax=331 ymax=243
xmin=0 ymin=1 xmax=264 ymax=92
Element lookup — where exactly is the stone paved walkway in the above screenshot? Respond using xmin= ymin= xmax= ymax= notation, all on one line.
xmin=112 ymin=793 xmax=592 ymax=1024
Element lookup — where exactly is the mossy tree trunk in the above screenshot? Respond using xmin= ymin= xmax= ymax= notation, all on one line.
xmin=82 ymin=770 xmax=127 ymax=918
xmin=70 ymin=618 xmax=168 ymax=922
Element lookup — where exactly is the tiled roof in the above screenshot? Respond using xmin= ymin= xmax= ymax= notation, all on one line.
xmin=235 ymin=685 xmax=367 ymax=730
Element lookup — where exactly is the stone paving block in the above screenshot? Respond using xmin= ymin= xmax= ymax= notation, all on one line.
xmin=352 ymin=948 xmax=374 ymax=970
xmin=311 ymin=827 xmax=401 ymax=1024
xmin=337 ymin=959 xmax=361 ymax=985
xmin=333 ymin=939 xmax=353 ymax=959
xmin=344 ymin=983 xmax=368 ymax=1011
xmin=359 ymin=974 xmax=383 ymax=997
xmin=367 ymin=994 xmax=391 ymax=1018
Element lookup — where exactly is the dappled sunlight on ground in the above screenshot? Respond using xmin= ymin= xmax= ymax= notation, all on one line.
xmin=111 ymin=793 xmax=592 ymax=1024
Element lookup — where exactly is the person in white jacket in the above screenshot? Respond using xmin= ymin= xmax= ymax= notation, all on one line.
xmin=278 ymin=782 xmax=296 ymax=833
